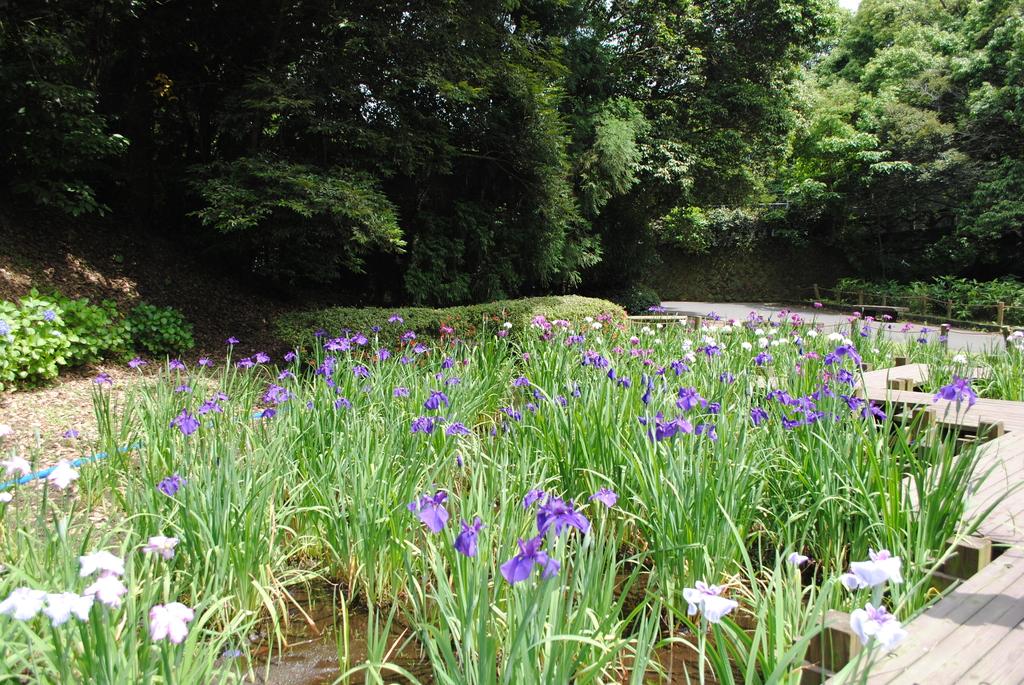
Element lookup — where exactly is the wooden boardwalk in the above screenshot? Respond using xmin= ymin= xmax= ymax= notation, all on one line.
xmin=827 ymin=364 xmax=1024 ymax=684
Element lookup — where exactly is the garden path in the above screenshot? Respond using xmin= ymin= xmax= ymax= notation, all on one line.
xmin=660 ymin=301 xmax=1006 ymax=352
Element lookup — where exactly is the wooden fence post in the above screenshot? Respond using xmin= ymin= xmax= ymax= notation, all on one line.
xmin=919 ymin=295 xmax=927 ymax=313
xmin=807 ymin=610 xmax=862 ymax=675
xmin=997 ymin=302 xmax=1005 ymax=327
xmin=940 ymin=323 xmax=951 ymax=351
xmin=857 ymin=291 xmax=865 ymax=307
xmin=813 ymin=283 xmax=821 ymax=301
xmin=946 ymin=301 xmax=953 ymax=319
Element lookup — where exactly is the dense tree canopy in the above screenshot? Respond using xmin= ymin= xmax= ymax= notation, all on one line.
xmin=4 ymin=0 xmax=1019 ymax=302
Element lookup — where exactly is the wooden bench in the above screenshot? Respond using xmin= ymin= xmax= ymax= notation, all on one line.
xmin=856 ymin=304 xmax=910 ymax=320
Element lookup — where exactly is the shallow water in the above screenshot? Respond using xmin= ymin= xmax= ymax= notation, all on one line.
xmin=245 ymin=586 xmax=431 ymax=685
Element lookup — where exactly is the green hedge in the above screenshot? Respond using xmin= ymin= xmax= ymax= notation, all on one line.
xmin=834 ymin=277 xmax=1024 ymax=326
xmin=275 ymin=296 xmax=627 ymax=344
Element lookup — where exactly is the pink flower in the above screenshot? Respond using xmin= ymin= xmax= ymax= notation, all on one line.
xmin=142 ymin=536 xmax=179 ymax=560
xmin=43 ymin=592 xmax=94 ymax=626
xmin=0 ymin=587 xmax=47 ymax=620
xmin=84 ymin=575 xmax=128 ymax=608
xmin=47 ymin=461 xmax=79 ymax=490
xmin=2 ymin=456 xmax=31 ymax=477
xmin=79 ymin=551 xmax=125 ymax=577
xmin=149 ymin=602 xmax=194 ymax=644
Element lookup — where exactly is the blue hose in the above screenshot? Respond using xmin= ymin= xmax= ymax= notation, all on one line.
xmin=1 ymin=410 xmax=272 ymax=492
xmin=0 ymin=443 xmax=142 ymax=491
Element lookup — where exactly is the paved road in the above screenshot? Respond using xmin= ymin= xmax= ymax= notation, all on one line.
xmin=661 ymin=300 xmax=1008 ymax=353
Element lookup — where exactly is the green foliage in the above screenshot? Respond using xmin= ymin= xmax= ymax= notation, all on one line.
xmin=124 ymin=303 xmax=195 ymax=357
xmin=771 ymin=0 xmax=1024 ymax=277
xmin=0 ymin=290 xmax=130 ymax=389
xmin=608 ymin=286 xmax=661 ymax=315
xmin=834 ymin=276 xmax=1024 ymax=325
xmin=0 ymin=3 xmax=130 ymax=215
xmin=275 ymin=296 xmax=626 ymax=346
xmin=191 ymin=157 xmax=404 ymax=283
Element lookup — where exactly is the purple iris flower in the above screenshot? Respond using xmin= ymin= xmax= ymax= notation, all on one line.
xmin=377 ymin=348 xmax=391 ymax=362
xmin=671 ymin=360 xmax=690 ymax=375
xmin=719 ymin=372 xmax=735 ymax=384
xmin=94 ymin=373 xmax=113 ymax=386
xmin=413 ymin=343 xmax=428 ymax=354
xmin=259 ymin=408 xmax=277 ymax=419
xmin=537 ymin=497 xmax=591 ymax=536
xmin=253 ymin=352 xmax=270 ymax=364
xmin=750 ymin=407 xmax=769 ymax=426
xmin=351 ymin=333 xmax=368 ymax=346
xmin=226 ymin=336 xmax=239 ymax=345
xmin=408 ymin=491 xmax=448 ymax=533
xmin=128 ymin=357 xmax=147 ymax=369
xmin=512 ymin=376 xmax=530 ymax=388
xmin=198 ymin=399 xmax=223 ymax=415
xmin=442 ymin=357 xmax=455 ymax=370
xmin=836 ymin=368 xmax=856 ymax=386
xmin=170 ymin=410 xmax=199 ymax=436
xmin=589 ymin=488 xmax=618 ymax=508
xmin=454 ymin=517 xmax=484 ymax=557
xmin=695 ymin=423 xmax=718 ymax=441
xmin=411 ymin=416 xmax=435 ymax=434
xmin=754 ymin=352 xmax=772 ymax=367
xmin=334 ymin=397 xmax=351 ymax=410
xmin=500 ymin=536 xmax=560 ymax=584
xmin=63 ymin=429 xmax=80 ymax=439
xmin=393 ymin=387 xmax=410 ymax=398
xmin=445 ymin=422 xmax=470 ymax=436
xmin=262 ymin=384 xmax=290 ymax=405
xmin=168 ymin=359 xmax=186 ymax=371
xmin=861 ymin=403 xmax=887 ymax=421
xmin=677 ymin=387 xmax=707 ymax=412
xmin=198 ymin=357 xmax=213 ymax=368
xmin=782 ymin=416 xmax=803 ymax=430
xmin=840 ymin=394 xmax=864 ymax=411
xmin=523 ymin=489 xmax=546 ymax=509
xmin=284 ymin=350 xmax=297 ymax=362
xmin=352 ymin=365 xmax=370 ymax=378
xmin=389 ymin=314 xmax=404 ymax=324
xmin=157 ymin=473 xmax=185 ymax=497
xmin=446 ymin=376 xmax=462 ymax=386
xmin=933 ymin=377 xmax=977 ymax=408
xmin=174 ymin=384 xmax=192 ymax=394
xmin=500 ymin=407 xmax=522 ymax=422
xmin=424 ymin=390 xmax=450 ymax=411
xmin=236 ymin=358 xmax=254 ymax=369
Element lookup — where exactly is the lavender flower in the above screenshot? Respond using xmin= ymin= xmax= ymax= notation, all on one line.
xmin=682 ymin=581 xmax=739 ymax=624
xmin=157 ymin=473 xmax=186 ymax=497
xmin=170 ymin=409 xmax=199 ymax=436
xmin=849 ymin=603 xmax=907 ymax=651
xmin=500 ymin=536 xmax=560 ymax=584
xmin=933 ymin=376 xmax=977 ymax=408
xmin=841 ymin=549 xmax=903 ymax=590
xmin=129 ymin=357 xmax=147 ymax=369
xmin=411 ymin=416 xmax=435 ymax=434
xmin=536 ymin=496 xmax=590 ymax=536
xmin=589 ymin=488 xmax=618 ymax=508
xmin=454 ymin=517 xmax=484 ymax=557
xmin=445 ymin=422 xmax=471 ymax=436
xmin=423 ymin=390 xmax=450 ymax=411
xmin=408 ymin=490 xmax=449 ymax=533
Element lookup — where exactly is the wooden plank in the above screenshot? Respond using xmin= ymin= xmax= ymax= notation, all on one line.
xmin=828 ymin=549 xmax=1024 ymax=684
xmin=880 ymin=553 xmax=1024 ymax=683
